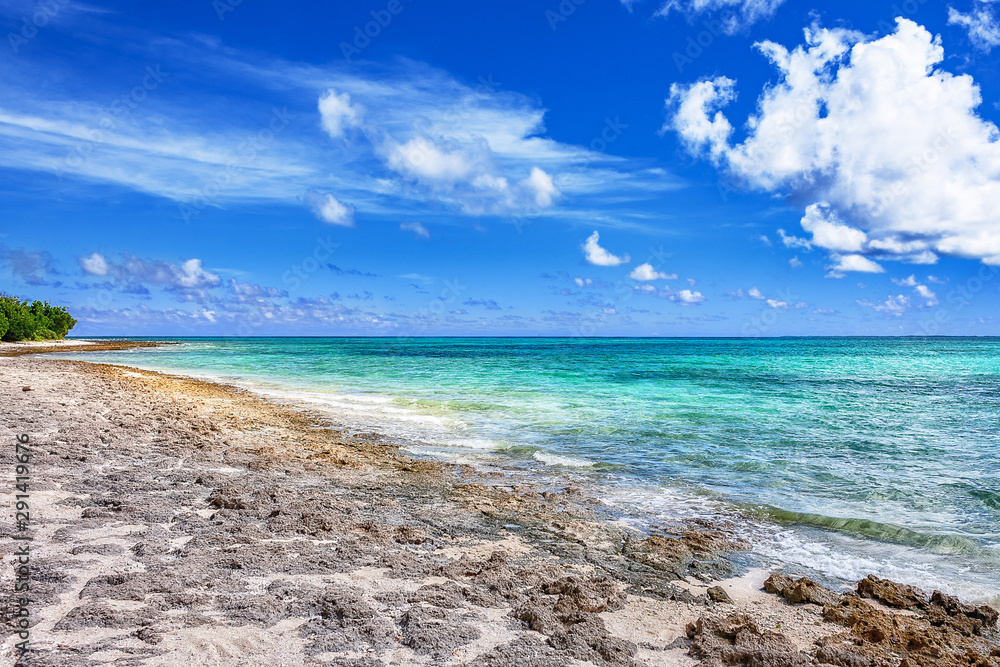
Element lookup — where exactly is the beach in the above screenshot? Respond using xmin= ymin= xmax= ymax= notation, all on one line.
xmin=1 ymin=346 xmax=998 ymax=666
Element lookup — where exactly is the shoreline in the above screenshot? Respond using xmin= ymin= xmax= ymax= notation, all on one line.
xmin=1 ymin=352 xmax=997 ymax=665
xmin=0 ymin=339 xmax=168 ymax=358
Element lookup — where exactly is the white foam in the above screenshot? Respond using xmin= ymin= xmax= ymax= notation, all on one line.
xmin=532 ymin=451 xmax=595 ymax=468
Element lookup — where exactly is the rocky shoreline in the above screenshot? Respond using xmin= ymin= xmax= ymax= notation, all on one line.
xmin=0 ymin=339 xmax=166 ymax=358
xmin=1 ymin=353 xmax=997 ymax=666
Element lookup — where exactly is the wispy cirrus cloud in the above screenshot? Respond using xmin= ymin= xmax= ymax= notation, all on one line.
xmin=0 ymin=25 xmax=679 ymax=227
xmin=623 ymin=0 xmax=785 ymax=33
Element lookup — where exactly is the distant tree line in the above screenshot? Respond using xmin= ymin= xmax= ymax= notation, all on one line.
xmin=0 ymin=294 xmax=77 ymax=341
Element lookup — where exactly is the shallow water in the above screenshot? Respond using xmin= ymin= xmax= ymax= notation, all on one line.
xmin=56 ymin=337 xmax=1000 ymax=604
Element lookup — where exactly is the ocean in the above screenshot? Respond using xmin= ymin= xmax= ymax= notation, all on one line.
xmin=56 ymin=337 xmax=1000 ymax=604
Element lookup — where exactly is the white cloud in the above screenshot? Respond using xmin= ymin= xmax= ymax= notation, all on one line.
xmin=667 ymin=18 xmax=1000 ymax=269
xmin=79 ymin=252 xmax=108 ymax=276
xmin=89 ymin=253 xmax=222 ymax=292
xmin=948 ymin=1 xmax=1000 ymax=51
xmin=629 ymin=263 xmax=676 ymax=280
xmin=799 ymin=203 xmax=868 ymax=253
xmin=229 ymin=279 xmax=287 ymax=298
xmin=174 ymin=259 xmax=219 ymax=288
xmin=778 ymin=229 xmax=812 ymax=250
xmin=400 ymin=221 xmax=430 ymax=239
xmin=582 ymin=231 xmax=631 ymax=267
xmin=789 ymin=256 xmax=803 ymax=268
xmin=0 ymin=38 xmax=674 ymax=225
xmin=858 ymin=294 xmax=910 ymax=316
xmin=522 ymin=167 xmax=560 ymax=208
xmin=312 ymin=193 xmax=355 ymax=226
xmin=386 ymin=137 xmax=475 ymax=183
xmin=574 ymin=277 xmax=593 ymax=287
xmin=891 ymin=275 xmax=939 ymax=305
xmin=766 ymin=298 xmax=788 ymax=308
xmin=747 ymin=286 xmax=765 ymax=299
xmin=318 ymin=90 xmax=362 ymax=138
xmin=675 ymin=289 xmax=705 ymax=304
xmin=653 ymin=0 xmax=786 ymax=33
xmin=915 ymin=284 xmax=939 ymax=305
xmin=826 ymin=254 xmax=885 ymax=278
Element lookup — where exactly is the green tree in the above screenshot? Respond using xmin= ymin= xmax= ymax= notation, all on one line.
xmin=0 ymin=294 xmax=76 ymax=341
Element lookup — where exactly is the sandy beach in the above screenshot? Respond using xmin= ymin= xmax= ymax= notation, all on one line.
xmin=1 ymin=348 xmax=998 ymax=666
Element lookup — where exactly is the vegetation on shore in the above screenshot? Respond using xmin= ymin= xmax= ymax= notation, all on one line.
xmin=0 ymin=294 xmax=77 ymax=341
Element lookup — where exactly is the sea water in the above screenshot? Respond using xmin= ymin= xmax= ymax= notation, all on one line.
xmin=55 ymin=337 xmax=1000 ymax=604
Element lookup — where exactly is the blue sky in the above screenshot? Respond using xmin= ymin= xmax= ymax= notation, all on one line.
xmin=1 ymin=0 xmax=999 ymax=336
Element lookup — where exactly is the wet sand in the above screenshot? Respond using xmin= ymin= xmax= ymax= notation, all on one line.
xmin=1 ymin=350 xmax=997 ymax=666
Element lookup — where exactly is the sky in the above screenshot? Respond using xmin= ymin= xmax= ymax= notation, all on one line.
xmin=1 ymin=0 xmax=999 ymax=336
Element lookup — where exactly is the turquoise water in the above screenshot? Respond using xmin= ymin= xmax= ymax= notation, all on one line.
xmin=58 ymin=337 xmax=1000 ymax=603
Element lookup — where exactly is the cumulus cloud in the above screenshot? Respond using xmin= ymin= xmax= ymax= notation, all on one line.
xmin=666 ymin=18 xmax=1000 ymax=271
xmin=826 ymin=255 xmax=885 ymax=278
xmin=83 ymin=253 xmax=221 ymax=292
xmin=729 ymin=285 xmax=807 ymax=308
xmin=634 ymin=284 xmax=706 ymax=304
xmin=79 ymin=252 xmax=109 ymax=276
xmin=400 ymin=221 xmax=430 ymax=239
xmin=915 ymin=284 xmax=939 ymax=305
xmin=312 ymin=193 xmax=355 ymax=226
xmin=629 ymin=263 xmax=677 ymax=280
xmin=387 ymin=137 xmax=475 ymax=183
xmin=891 ymin=274 xmax=939 ymax=305
xmin=675 ymin=289 xmax=705 ymax=304
xmin=948 ymin=1 xmax=1000 ymax=51
xmin=858 ymin=294 xmax=910 ymax=316
xmin=522 ymin=167 xmax=560 ymax=208
xmin=582 ymin=231 xmax=631 ymax=267
xmin=318 ymin=90 xmax=363 ymax=138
